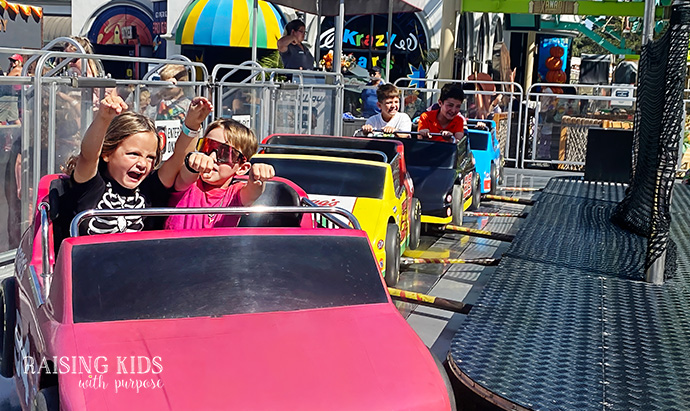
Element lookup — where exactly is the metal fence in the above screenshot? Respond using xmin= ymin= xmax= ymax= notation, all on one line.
xmin=212 ymin=65 xmax=344 ymax=139
xmin=522 ymin=83 xmax=636 ymax=169
xmin=394 ymin=78 xmax=524 ymax=165
xmin=4 ymin=50 xmax=209 ymax=264
xmin=2 ymin=43 xmax=689 ymax=265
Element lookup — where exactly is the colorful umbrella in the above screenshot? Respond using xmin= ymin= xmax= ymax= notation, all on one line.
xmin=176 ymin=0 xmax=285 ymax=49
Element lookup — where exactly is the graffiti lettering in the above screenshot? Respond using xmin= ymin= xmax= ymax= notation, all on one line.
xmin=320 ymin=28 xmax=336 ymax=49
xmin=301 ymin=94 xmax=325 ymax=103
xmin=342 ymin=29 xmax=357 ymax=45
xmin=394 ymin=33 xmax=418 ymax=52
xmin=320 ymin=27 xmax=409 ymax=50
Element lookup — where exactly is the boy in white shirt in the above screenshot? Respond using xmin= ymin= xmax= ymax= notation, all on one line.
xmin=361 ymin=83 xmax=411 ymax=137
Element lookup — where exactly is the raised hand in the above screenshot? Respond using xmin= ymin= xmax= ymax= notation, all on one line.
xmin=97 ymin=88 xmax=128 ymax=121
xmin=185 ymin=97 xmax=213 ymax=131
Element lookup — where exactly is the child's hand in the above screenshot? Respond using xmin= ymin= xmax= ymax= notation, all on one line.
xmin=361 ymin=124 xmax=374 ymax=134
xmin=185 ymin=97 xmax=214 ymax=130
xmin=382 ymin=125 xmax=397 ymax=134
xmin=418 ymin=129 xmax=431 ymax=139
xmin=97 ymin=88 xmax=128 ymax=122
xmin=187 ymin=152 xmax=217 ymax=175
xmin=248 ymin=163 xmax=275 ymax=186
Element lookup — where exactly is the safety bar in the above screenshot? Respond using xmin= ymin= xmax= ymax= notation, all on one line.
xmin=258 ymin=144 xmax=388 ymax=163
xmin=38 ymin=202 xmax=52 ymax=300
xmin=69 ymin=77 xmax=118 ymax=88
xmin=70 ymin=206 xmax=361 ymax=237
xmin=354 ymin=129 xmax=455 ymax=142
xmin=301 ymin=198 xmax=352 ymax=229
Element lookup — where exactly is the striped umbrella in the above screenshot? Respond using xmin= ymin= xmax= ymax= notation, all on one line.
xmin=176 ymin=0 xmax=285 ymax=49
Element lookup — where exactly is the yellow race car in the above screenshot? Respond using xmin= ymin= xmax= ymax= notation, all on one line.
xmin=255 ymin=134 xmax=421 ymax=287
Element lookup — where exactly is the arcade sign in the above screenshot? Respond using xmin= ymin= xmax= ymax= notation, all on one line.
xmin=319 ymin=14 xmax=428 ymax=83
xmin=529 ymin=0 xmax=579 ymax=14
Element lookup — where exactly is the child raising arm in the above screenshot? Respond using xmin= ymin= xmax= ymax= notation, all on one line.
xmin=62 ymin=90 xmax=212 ymax=235
xmin=166 ymin=119 xmax=275 ymax=230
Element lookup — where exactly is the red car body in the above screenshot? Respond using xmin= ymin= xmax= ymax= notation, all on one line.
xmin=5 ymin=174 xmax=454 ymax=410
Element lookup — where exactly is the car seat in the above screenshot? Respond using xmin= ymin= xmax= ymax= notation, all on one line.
xmin=237 ymin=180 xmax=302 ymax=227
xmin=47 ymin=175 xmax=72 ymax=254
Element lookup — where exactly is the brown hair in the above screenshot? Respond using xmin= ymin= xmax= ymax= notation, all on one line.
xmin=376 ymin=83 xmax=400 ymax=103
xmin=63 ymin=112 xmax=160 ymax=175
xmin=204 ymin=119 xmax=257 ymax=159
xmin=160 ymin=64 xmax=189 ymax=82
xmin=66 ymin=36 xmax=103 ymax=77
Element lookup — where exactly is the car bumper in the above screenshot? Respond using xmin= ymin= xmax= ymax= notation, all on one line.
xmin=421 ymin=215 xmax=452 ymax=224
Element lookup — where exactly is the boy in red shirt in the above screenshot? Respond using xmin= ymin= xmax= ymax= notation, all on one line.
xmin=418 ymin=83 xmax=466 ymax=142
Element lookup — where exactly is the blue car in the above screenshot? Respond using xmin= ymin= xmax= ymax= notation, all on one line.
xmin=467 ymin=119 xmax=503 ymax=194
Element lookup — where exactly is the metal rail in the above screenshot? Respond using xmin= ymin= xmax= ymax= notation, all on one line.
xmin=401 ymin=257 xmax=501 ymax=266
xmin=70 ymin=206 xmax=362 ymax=237
xmin=258 ymin=144 xmax=388 ymax=163
xmin=388 ymin=287 xmax=473 ymax=314
xmin=38 ymin=202 xmax=52 ymax=300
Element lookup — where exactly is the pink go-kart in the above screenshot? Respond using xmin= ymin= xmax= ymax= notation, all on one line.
xmin=2 ymin=174 xmax=456 ymax=410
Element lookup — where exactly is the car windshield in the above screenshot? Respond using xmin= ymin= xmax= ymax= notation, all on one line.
xmin=395 ymin=139 xmax=456 ymax=168
xmin=71 ymin=235 xmax=387 ymax=323
xmin=468 ymin=131 xmax=488 ymax=151
xmin=254 ymin=157 xmax=386 ymax=198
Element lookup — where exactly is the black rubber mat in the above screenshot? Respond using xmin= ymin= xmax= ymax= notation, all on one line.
xmin=449 ymin=177 xmax=690 ymax=410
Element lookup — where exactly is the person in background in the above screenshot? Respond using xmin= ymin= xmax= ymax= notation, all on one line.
xmin=277 ymin=20 xmax=314 ymax=70
xmin=0 ymin=55 xmax=22 ymax=126
xmin=64 ymin=36 xmax=102 ymax=77
xmin=153 ymin=64 xmax=192 ymax=121
xmin=361 ymin=67 xmax=383 ymax=118
xmin=404 ymin=90 xmax=426 ymax=121
xmin=7 ymin=54 xmax=22 ymax=76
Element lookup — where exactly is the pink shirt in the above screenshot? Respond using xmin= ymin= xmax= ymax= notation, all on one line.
xmin=165 ymin=180 xmax=245 ymax=230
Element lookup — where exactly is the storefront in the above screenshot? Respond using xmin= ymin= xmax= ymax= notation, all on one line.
xmin=87 ymin=4 xmax=155 ymax=79
xmin=319 ymin=13 xmax=429 ymax=84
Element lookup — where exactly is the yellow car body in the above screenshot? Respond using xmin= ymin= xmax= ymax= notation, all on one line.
xmin=252 ymin=153 xmax=411 ymax=278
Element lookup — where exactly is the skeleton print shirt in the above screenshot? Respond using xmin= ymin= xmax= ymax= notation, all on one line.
xmin=61 ymin=166 xmax=170 ymax=236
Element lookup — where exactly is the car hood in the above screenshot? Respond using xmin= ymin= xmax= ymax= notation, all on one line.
xmin=407 ymin=166 xmax=456 ymax=210
xmin=55 ymin=304 xmax=450 ymax=410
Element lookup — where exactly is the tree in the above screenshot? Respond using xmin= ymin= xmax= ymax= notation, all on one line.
xmin=571 ymin=16 xmax=643 ymax=57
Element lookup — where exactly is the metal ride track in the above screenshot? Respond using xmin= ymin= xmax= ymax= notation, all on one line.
xmin=446 ymin=177 xmax=690 ymax=410
xmin=395 ymin=170 xmax=550 ymax=361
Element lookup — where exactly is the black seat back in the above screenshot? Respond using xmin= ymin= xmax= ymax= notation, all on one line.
xmin=237 ymin=180 xmax=302 ymax=227
xmin=48 ymin=176 xmax=73 ymax=253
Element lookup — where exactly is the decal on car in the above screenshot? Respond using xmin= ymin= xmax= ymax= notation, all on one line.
xmin=310 ymin=195 xmax=357 ymax=226
xmin=463 ymin=173 xmax=473 ymax=200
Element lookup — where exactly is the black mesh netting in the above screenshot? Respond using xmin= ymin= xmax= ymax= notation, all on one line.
xmin=612 ymin=3 xmax=690 ymax=276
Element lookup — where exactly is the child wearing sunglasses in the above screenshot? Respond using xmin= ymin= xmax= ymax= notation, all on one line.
xmin=59 ymin=90 xmax=213 ymax=236
xmin=165 ymin=118 xmax=275 ymax=229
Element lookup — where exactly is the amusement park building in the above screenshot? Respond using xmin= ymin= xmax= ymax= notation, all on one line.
xmin=68 ymin=0 xmax=512 ymax=82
